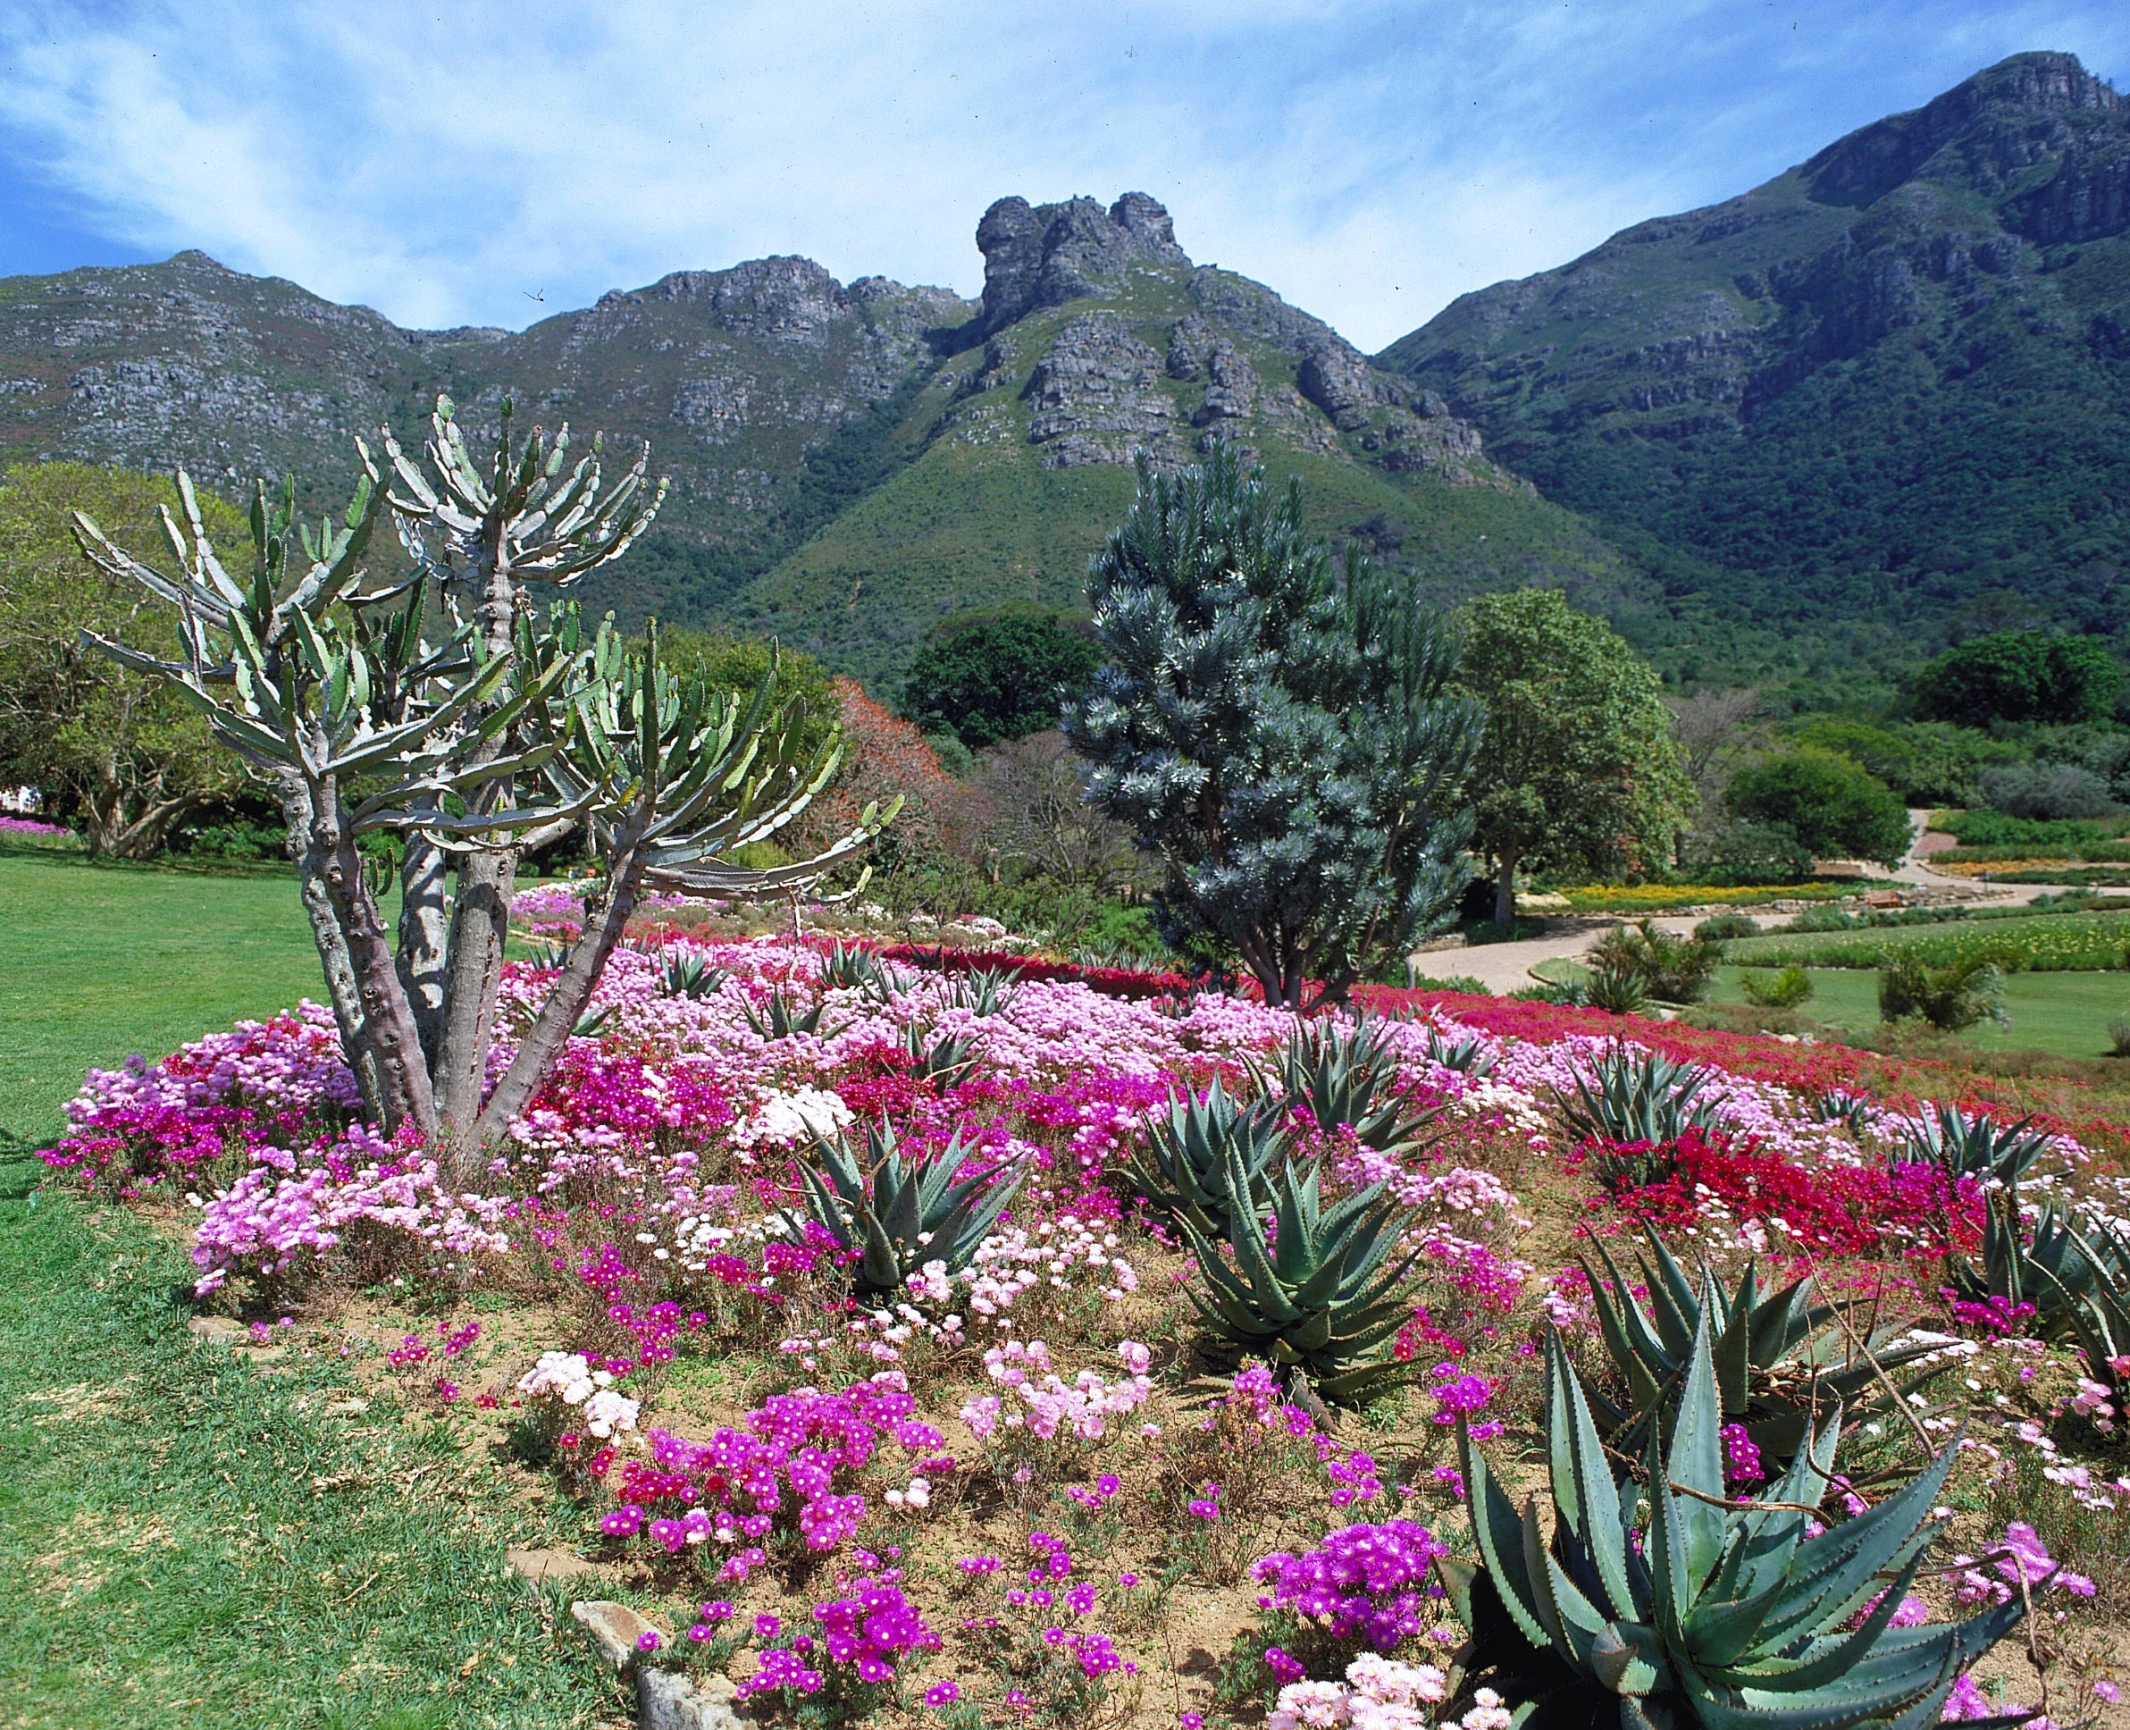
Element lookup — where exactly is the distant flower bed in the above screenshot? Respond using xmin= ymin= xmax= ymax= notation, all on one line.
xmin=1558 ymin=881 xmax=1862 ymax=911
xmin=0 ymin=816 xmax=74 ymax=842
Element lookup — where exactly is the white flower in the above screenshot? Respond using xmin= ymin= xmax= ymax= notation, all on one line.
xmin=581 ymin=1388 xmax=640 ymax=1439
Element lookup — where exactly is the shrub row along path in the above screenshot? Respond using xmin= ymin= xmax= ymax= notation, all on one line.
xmin=1441 ymin=811 xmax=2083 ymax=996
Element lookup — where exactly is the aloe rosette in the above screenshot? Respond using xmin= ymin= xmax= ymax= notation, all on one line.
xmin=1438 ymin=1321 xmax=2039 ymax=1730
xmin=788 ymin=1120 xmax=1023 ymax=1299
xmin=1270 ymin=1018 xmax=1443 ymax=1155
xmin=1179 ymin=1147 xmax=1423 ymax=1403
xmin=1583 ymin=1227 xmax=1943 ymax=1463
xmin=1130 ymin=1076 xmax=1290 ymax=1239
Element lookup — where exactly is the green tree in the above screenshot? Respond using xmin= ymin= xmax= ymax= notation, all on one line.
xmin=1910 ymin=631 xmax=2119 ymax=728
xmin=1453 ymin=588 xmax=1694 ymax=922
xmin=899 ymin=608 xmax=1104 ymax=750
xmin=1727 ymin=748 xmax=1911 ymax=866
xmin=1064 ymin=447 xmax=1481 ymax=1009
xmin=0 ymin=462 xmax=254 ymax=854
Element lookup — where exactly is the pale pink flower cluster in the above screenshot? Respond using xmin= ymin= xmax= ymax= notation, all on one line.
xmin=731 ymin=1085 xmax=853 ymax=1151
xmin=66 ymin=1000 xmax=362 ymax=1125
xmin=1268 ymin=1656 xmax=1449 ymax=1730
xmin=964 ymin=1217 xmax=1139 ymax=1318
xmin=961 ymin=1340 xmax=1154 ymax=1442
xmin=189 ymin=1135 xmax=511 ymax=1294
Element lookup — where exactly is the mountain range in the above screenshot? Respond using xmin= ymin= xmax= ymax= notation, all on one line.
xmin=1 ymin=49 xmax=2125 ymax=695
xmin=1383 ymin=50 xmax=2130 ymax=675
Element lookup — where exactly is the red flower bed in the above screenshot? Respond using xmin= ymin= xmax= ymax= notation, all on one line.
xmin=1356 ymin=987 xmax=2130 ymax=1154
xmin=874 ymin=944 xmax=1192 ymax=1002
xmin=1581 ymin=1127 xmax=1984 ymax=1259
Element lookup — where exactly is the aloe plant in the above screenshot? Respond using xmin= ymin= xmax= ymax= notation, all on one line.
xmin=1583 ymin=1227 xmax=1944 ymax=1464
xmin=1563 ymin=1050 xmax=1729 ymax=1148
xmin=1128 ymin=1076 xmax=1290 ymax=1238
xmin=1425 ymin=1029 xmax=1498 ymax=1079
xmin=1894 ymin=1103 xmax=2052 ymax=1189
xmin=901 ymin=1024 xmax=980 ymax=1086
xmin=661 ymin=951 xmax=728 ymax=1000
xmin=1560 ymin=1050 xmax=1729 ymax=1191
xmin=1178 ymin=1148 xmax=1422 ymax=1403
xmin=2028 ymin=1217 xmax=2130 ymax=1408
xmin=1438 ymin=1322 xmax=2039 ymax=1730
xmin=1269 ymin=1019 xmax=1442 ymax=1154
xmin=822 ymin=941 xmax=904 ymax=999
xmin=947 ymin=965 xmax=1020 ymax=1017
xmin=743 ymin=990 xmax=839 ymax=1040
xmin=789 ymin=1120 xmax=1022 ymax=1299
xmin=1946 ymin=1192 xmax=2103 ymax=1335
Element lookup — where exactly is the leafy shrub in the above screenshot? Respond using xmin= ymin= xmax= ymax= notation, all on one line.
xmin=1912 ymin=629 xmax=2119 ymax=728
xmin=1935 ymin=807 xmax=2114 ymax=847
xmin=1738 ymin=964 xmax=1813 ymax=1007
xmin=1726 ymin=749 xmax=1912 ymax=865
xmin=169 ymin=820 xmax=288 ymax=861
xmin=1589 ymin=919 xmax=1722 ymax=1003
xmin=1782 ymin=715 xmax=2019 ymax=804
xmin=1978 ymin=760 xmax=2118 ymax=820
xmin=1403 ymin=970 xmax=1488 ymax=994
xmin=899 ymin=608 xmax=1103 ymax=750
xmin=1785 ymin=904 xmax=1857 ymax=932
xmin=2111 ymin=1016 xmax=2130 ymax=1058
xmin=1692 ymin=912 xmax=1759 ymax=940
xmin=1877 ymin=952 xmax=2010 ymax=1030
xmin=1676 ymin=817 xmax=1815 ymax=886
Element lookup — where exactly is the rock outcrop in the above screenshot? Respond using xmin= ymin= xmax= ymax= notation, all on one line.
xmin=975 ymin=192 xmax=1189 ymax=332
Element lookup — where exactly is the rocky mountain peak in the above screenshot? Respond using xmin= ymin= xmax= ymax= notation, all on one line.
xmin=594 ymin=256 xmax=851 ymax=339
xmin=1802 ymin=51 xmax=2121 ymax=210
xmin=974 ymin=192 xmax=1190 ymax=333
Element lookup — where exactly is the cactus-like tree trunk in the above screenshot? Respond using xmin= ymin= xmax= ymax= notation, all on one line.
xmin=471 ymin=822 xmax=651 ymax=1154
xmin=395 ymin=822 xmax=450 ymax=1066
xmin=299 ymin=763 xmax=438 ymax=1142
xmin=276 ymin=772 xmax=388 ymax=1120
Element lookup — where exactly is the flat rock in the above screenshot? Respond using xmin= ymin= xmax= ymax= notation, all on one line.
xmin=508 ymin=1546 xmax=601 ymax=1582
xmin=571 ymin=1600 xmax=669 ymax=1670
xmin=322 ymin=1398 xmax=369 ymax=1417
xmin=639 ymin=1667 xmax=744 ymax=1730
xmin=187 ymin=1316 xmax=243 ymax=1342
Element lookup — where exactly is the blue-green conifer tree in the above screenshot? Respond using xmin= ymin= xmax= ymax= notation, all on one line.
xmin=1064 ymin=447 xmax=1480 ymax=1009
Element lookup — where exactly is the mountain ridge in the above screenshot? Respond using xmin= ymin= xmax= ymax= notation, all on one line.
xmin=0 ymin=193 xmax=1646 ymax=690
xmin=1377 ymin=50 xmax=2130 ymax=672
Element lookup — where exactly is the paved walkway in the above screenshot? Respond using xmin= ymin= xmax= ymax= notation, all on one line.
xmin=1429 ymin=809 xmax=2087 ymax=995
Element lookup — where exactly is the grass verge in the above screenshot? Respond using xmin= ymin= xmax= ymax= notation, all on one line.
xmin=0 ymin=846 xmax=620 ymax=1729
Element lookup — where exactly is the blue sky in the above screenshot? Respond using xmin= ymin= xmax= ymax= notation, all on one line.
xmin=1 ymin=0 xmax=2125 ymax=351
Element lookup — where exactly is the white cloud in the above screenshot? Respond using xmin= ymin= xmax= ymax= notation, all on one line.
xmin=0 ymin=0 xmax=2125 ymax=348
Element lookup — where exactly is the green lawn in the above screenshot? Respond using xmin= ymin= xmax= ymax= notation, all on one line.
xmin=0 ymin=845 xmax=329 ymax=1147
xmin=0 ymin=845 xmax=619 ymax=1728
xmin=1529 ymin=950 xmax=2130 ymax=1060
xmin=1707 ymin=966 xmax=2130 ymax=1060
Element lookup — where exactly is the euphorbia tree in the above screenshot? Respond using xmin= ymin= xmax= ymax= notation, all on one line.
xmin=72 ymin=396 xmax=891 ymax=1176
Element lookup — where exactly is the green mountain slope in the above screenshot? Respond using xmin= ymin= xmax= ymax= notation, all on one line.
xmin=1378 ymin=51 xmax=2130 ymax=664
xmin=734 ymin=241 xmax=1650 ymax=687
xmin=0 ymin=192 xmax=1660 ymax=691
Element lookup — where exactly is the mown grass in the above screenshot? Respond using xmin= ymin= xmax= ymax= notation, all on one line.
xmin=0 ymin=845 xmax=329 ymax=1149
xmin=1726 ymin=910 xmax=2130 ymax=973
xmin=0 ymin=845 xmax=620 ymax=1728
xmin=1706 ymin=966 xmax=2130 ymax=1060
